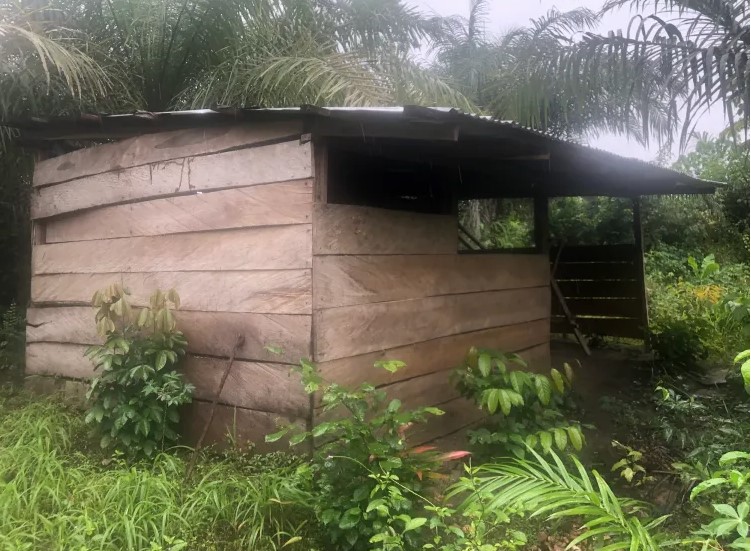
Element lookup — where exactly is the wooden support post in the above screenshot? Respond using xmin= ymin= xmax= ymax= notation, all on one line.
xmin=534 ymin=194 xmax=549 ymax=254
xmin=632 ymin=197 xmax=649 ymax=340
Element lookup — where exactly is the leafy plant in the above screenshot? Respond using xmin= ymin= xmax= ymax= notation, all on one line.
xmin=453 ymin=348 xmax=585 ymax=458
xmin=267 ymin=359 xmax=467 ymax=551
xmin=648 ymin=254 xmax=750 ymax=370
xmin=85 ymin=284 xmax=193 ymax=458
xmin=449 ymin=447 xmax=669 ymax=550
xmin=685 ymin=451 xmax=750 ymax=550
xmin=611 ymin=440 xmax=653 ymax=487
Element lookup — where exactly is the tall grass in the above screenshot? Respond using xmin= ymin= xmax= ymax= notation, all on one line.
xmin=0 ymin=394 xmax=316 ymax=551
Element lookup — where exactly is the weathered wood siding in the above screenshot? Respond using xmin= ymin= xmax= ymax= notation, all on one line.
xmin=27 ymin=125 xmax=313 ymax=450
xmin=311 ymin=203 xmax=551 ymax=445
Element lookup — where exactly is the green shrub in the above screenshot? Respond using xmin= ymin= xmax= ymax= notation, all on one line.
xmin=647 ymin=253 xmax=750 ymax=369
xmin=85 ymin=285 xmax=194 ymax=458
xmin=453 ymin=348 xmax=585 ymax=458
xmin=267 ymin=359 xmax=466 ymax=551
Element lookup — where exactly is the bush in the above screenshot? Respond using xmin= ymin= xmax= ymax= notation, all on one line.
xmin=267 ymin=359 xmax=467 ymax=551
xmin=647 ymin=253 xmax=750 ymax=370
xmin=85 ymin=285 xmax=194 ymax=458
xmin=453 ymin=348 xmax=585 ymax=458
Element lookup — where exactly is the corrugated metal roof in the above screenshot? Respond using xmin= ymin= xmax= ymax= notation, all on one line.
xmin=5 ymin=105 xmax=719 ymax=195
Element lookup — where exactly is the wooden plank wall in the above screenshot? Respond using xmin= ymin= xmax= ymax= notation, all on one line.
xmin=27 ymin=123 xmax=313 ymax=450
xmin=550 ymin=244 xmax=646 ymax=339
xmin=311 ymin=203 xmax=552 ymax=445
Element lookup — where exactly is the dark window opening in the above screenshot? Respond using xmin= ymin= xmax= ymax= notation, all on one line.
xmin=326 ymin=142 xmax=454 ymax=214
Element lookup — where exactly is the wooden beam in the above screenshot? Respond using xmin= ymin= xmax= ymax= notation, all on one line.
xmin=632 ymin=198 xmax=649 ymax=338
xmin=534 ymin=194 xmax=549 ymax=253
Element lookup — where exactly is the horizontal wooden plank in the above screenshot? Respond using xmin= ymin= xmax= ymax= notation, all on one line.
xmin=32 ymin=225 xmax=312 ymax=274
xmin=552 ymin=262 xmax=637 ymax=280
xmin=317 ymin=319 xmax=550 ymax=388
xmin=550 ymin=244 xmax=636 ymax=262
xmin=406 ymin=396 xmax=485 ymax=446
xmin=26 ymin=342 xmax=95 ymax=379
xmin=183 ymin=357 xmax=307 ymax=417
xmin=315 ymin=287 xmax=549 ymax=362
xmin=27 ymin=307 xmax=311 ymax=363
xmin=313 ymin=254 xmax=548 ymax=308
xmin=32 ymin=140 xmax=313 ymax=219
xmin=552 ymin=316 xmax=645 ymax=339
xmin=31 ymin=270 xmax=311 ymax=315
xmin=313 ymin=203 xmax=456 ymax=255
xmin=45 ymin=180 xmax=313 ymax=242
xmin=34 ymin=122 xmax=304 ymax=187
xmin=556 ymin=280 xmax=640 ymax=299
xmin=182 ymin=400 xmax=305 ymax=452
xmin=551 ymin=298 xmax=642 ymax=318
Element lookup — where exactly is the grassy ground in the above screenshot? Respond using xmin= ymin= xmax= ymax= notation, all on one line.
xmin=0 ymin=387 xmax=317 ymax=551
xmin=0 ymin=337 xmax=747 ymax=550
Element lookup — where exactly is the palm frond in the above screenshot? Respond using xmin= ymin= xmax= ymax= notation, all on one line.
xmin=450 ymin=448 xmax=670 ymax=550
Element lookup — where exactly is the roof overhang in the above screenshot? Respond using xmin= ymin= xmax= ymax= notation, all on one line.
xmin=4 ymin=105 xmax=719 ymax=197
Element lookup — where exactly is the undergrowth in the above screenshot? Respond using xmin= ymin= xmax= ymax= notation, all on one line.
xmin=0 ymin=392 xmax=316 ymax=551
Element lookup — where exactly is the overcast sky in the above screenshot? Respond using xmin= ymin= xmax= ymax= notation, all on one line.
xmin=412 ymin=0 xmax=727 ymax=162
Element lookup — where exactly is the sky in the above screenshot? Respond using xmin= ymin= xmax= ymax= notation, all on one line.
xmin=412 ymin=0 xmax=728 ymax=162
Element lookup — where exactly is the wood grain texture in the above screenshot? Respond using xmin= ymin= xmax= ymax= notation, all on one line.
xmin=552 ymin=316 xmax=644 ymax=338
xmin=313 ymin=203 xmax=456 ymax=255
xmin=34 ymin=122 xmax=304 ymax=187
xmin=313 ymin=254 xmax=549 ymax=308
xmin=551 ymin=297 xmax=642 ymax=318
xmin=26 ymin=342 xmax=94 ymax=378
xmin=32 ymin=140 xmax=313 ymax=219
xmin=406 ymin=396 xmax=484 ymax=445
xmin=27 ymin=306 xmax=311 ymax=363
xmin=556 ymin=280 xmax=640 ymax=298
xmin=45 ymin=180 xmax=313 ymax=242
xmin=182 ymin=400 xmax=305 ymax=452
xmin=553 ymin=262 xmax=637 ymax=280
xmin=32 ymin=225 xmax=312 ymax=274
xmin=314 ymin=286 xmax=549 ymax=362
xmin=317 ymin=319 xmax=550 ymax=388
xmin=183 ymin=357 xmax=307 ymax=416
xmin=31 ymin=270 xmax=312 ymax=314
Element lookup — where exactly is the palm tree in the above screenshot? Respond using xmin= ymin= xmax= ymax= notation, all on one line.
xmin=182 ymin=0 xmax=473 ymax=109
xmin=497 ymin=0 xmax=749 ymax=149
xmin=0 ymin=1 xmax=109 ymax=125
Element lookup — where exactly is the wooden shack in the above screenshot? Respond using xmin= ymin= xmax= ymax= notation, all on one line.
xmin=13 ymin=106 xmax=716 ymax=448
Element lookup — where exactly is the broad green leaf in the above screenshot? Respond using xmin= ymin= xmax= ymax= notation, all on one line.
xmin=265 ymin=428 xmax=289 ymax=443
xmin=690 ymin=478 xmax=727 ymax=500
xmin=550 ymin=369 xmax=565 ymax=393
xmin=714 ymin=503 xmax=739 ymax=518
xmin=539 ymin=431 xmax=553 ymax=453
xmin=553 ymin=428 xmax=567 ymax=451
xmin=498 ymin=389 xmax=512 ymax=415
xmin=720 ymin=451 xmax=750 ymax=466
xmin=403 ymin=517 xmax=427 ymax=532
xmin=478 ymin=353 xmax=492 ymax=377
xmin=375 ymin=359 xmax=406 ymax=373
xmin=567 ymin=426 xmax=583 ymax=451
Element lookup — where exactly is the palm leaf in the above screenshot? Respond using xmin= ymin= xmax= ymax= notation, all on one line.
xmin=450 ymin=447 xmax=669 ymax=550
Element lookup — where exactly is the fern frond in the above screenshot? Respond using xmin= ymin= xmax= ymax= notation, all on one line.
xmin=453 ymin=447 xmax=668 ymax=550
